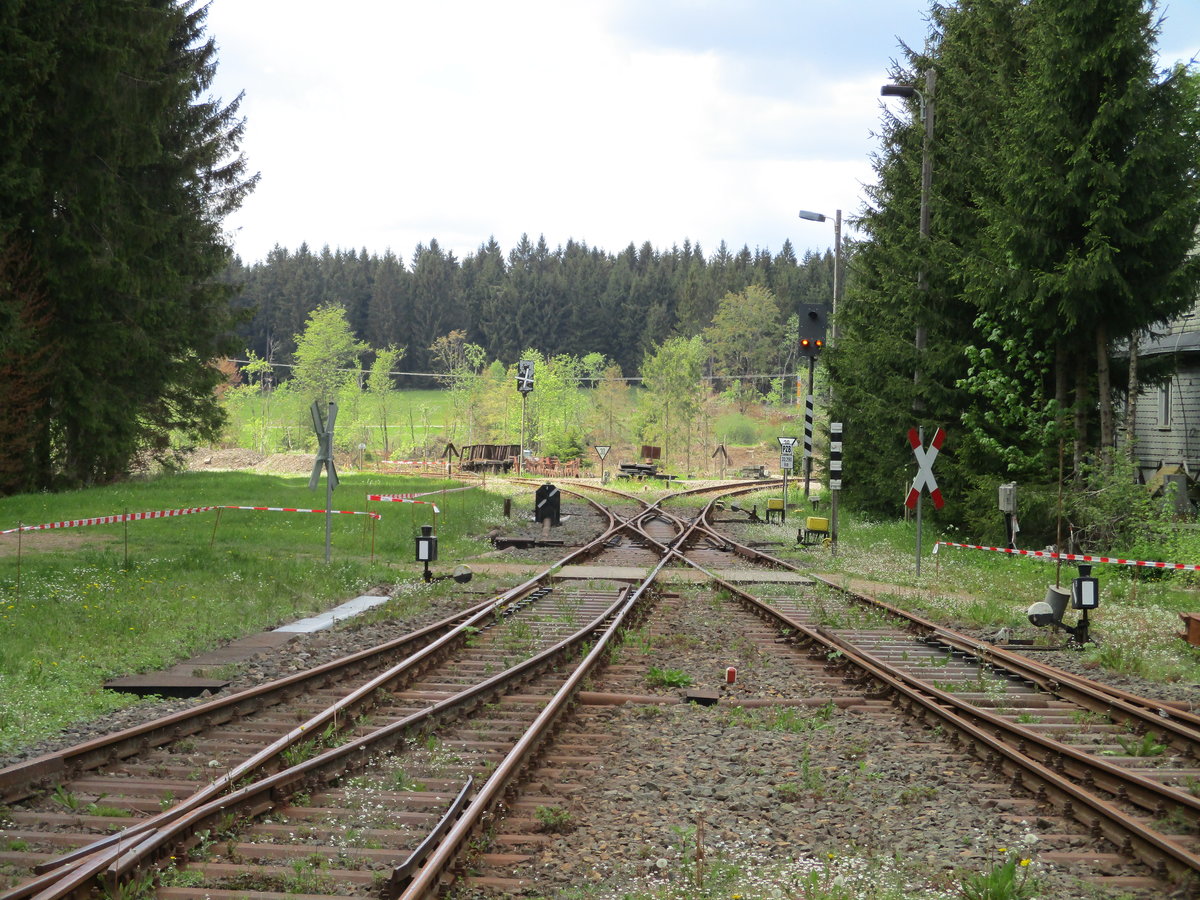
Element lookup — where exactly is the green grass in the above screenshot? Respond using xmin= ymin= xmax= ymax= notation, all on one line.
xmin=534 ymin=842 xmax=964 ymax=899
xmin=724 ymin=702 xmax=836 ymax=733
xmin=743 ymin=502 xmax=1200 ymax=686
xmin=645 ymin=666 xmax=693 ymax=688
xmin=0 ymin=470 xmax=507 ymax=753
xmin=711 ymin=410 xmax=779 ymax=447
xmin=533 ymin=804 xmax=574 ymax=833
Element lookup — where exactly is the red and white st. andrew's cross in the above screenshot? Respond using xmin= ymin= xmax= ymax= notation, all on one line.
xmin=905 ymin=427 xmax=945 ymax=510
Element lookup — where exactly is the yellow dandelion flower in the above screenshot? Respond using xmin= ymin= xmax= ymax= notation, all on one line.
xmin=1019 ymin=859 xmax=1031 ymax=867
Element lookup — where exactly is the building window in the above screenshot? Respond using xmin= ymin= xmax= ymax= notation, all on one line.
xmin=1159 ymin=380 xmax=1172 ymax=429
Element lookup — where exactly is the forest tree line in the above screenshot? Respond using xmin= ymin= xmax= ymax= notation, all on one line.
xmin=224 ymin=235 xmax=837 ymax=382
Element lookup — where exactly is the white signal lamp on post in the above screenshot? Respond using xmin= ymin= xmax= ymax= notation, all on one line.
xmin=416 ymin=524 xmax=438 ymax=582
xmin=1071 ymin=564 xmax=1099 ymax=610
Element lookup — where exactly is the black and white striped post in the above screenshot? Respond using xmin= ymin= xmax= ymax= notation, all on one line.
xmin=829 ymin=422 xmax=842 ymax=554
xmin=802 ymin=394 xmax=814 ymax=500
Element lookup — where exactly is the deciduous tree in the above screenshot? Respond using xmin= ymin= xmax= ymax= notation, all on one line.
xmin=291 ymin=304 xmax=368 ymax=406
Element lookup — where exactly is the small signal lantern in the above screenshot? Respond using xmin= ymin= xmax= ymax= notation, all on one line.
xmin=1071 ymin=565 xmax=1099 ymax=610
xmin=415 ymin=524 xmax=438 ymax=582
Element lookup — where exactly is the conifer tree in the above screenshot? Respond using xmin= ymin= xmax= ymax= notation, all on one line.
xmin=831 ymin=0 xmax=1200 ymax=516
xmin=0 ymin=0 xmax=256 ymax=489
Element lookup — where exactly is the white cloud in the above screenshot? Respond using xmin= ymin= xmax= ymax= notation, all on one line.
xmin=207 ymin=0 xmax=1200 ymax=264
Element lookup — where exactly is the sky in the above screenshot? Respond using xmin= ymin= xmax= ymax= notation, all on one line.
xmin=204 ymin=1 xmax=1200 ymax=266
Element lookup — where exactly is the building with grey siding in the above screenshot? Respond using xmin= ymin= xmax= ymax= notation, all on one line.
xmin=1126 ymin=306 xmax=1200 ymax=483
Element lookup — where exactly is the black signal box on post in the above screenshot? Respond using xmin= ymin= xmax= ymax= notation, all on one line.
xmin=799 ymin=304 xmax=827 ymax=355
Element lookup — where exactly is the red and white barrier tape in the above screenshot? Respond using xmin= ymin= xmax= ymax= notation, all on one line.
xmin=385 ymin=459 xmax=450 ymax=467
xmin=367 ymin=487 xmax=474 ymax=502
xmin=413 ymin=485 xmax=478 ymax=497
xmin=1 ymin=506 xmax=219 ymax=535
xmin=367 ymin=495 xmax=440 ymax=514
xmin=221 ymin=505 xmax=381 ymax=520
xmin=934 ymin=540 xmax=1200 ymax=572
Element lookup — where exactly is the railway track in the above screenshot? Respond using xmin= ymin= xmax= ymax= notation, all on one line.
xmin=0 ymin=479 xmax=1197 ymax=898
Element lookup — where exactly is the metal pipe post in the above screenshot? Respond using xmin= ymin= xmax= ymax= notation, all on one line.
xmin=518 ymin=393 xmax=527 ymax=477
xmin=915 ymin=425 xmax=924 ymax=577
xmin=803 ymin=356 xmax=815 ymax=499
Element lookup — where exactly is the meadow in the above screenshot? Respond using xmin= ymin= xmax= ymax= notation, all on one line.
xmin=0 ymin=470 xmax=507 ymax=753
xmin=220 ymin=382 xmax=788 ymax=470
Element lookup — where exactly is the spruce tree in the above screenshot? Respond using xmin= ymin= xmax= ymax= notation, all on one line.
xmin=979 ymin=0 xmax=1200 ymax=467
xmin=0 ymin=0 xmax=256 ymax=489
xmin=832 ymin=0 xmax=1200 ymax=516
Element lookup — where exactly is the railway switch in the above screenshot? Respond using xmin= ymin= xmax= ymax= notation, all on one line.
xmin=1026 ymin=566 xmax=1100 ymax=646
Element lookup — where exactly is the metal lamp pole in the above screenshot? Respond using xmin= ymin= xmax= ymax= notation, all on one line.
xmin=882 ymin=72 xmax=935 ymax=411
xmin=798 ymin=208 xmax=842 ymax=341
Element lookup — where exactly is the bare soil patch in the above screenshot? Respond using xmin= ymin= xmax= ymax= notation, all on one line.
xmin=182 ymin=448 xmax=340 ymax=475
xmin=0 ymin=529 xmax=117 ymax=557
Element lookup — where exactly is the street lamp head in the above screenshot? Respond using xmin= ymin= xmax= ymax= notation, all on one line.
xmin=881 ymin=84 xmax=916 ymax=98
xmin=798 ymin=210 xmax=827 ymax=222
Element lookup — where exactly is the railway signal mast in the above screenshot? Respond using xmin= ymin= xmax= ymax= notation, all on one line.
xmin=309 ymin=401 xmax=339 ymax=563
xmin=797 ymin=304 xmax=826 ymax=501
xmin=516 ymin=360 xmax=534 ymax=476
